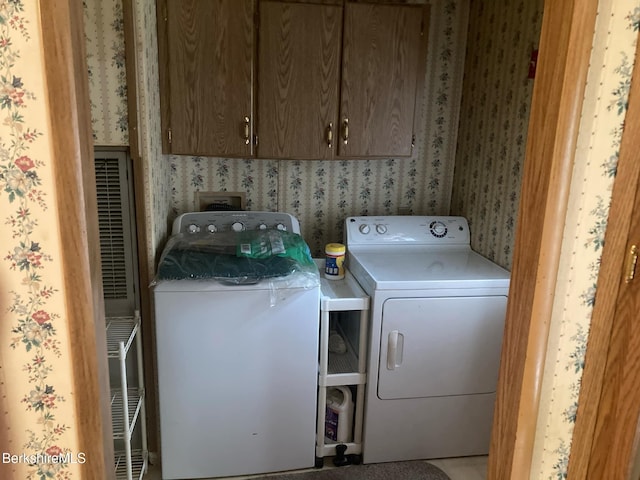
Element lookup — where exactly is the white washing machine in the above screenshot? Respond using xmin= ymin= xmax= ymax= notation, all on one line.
xmin=344 ymin=216 xmax=510 ymax=464
xmin=153 ymin=212 xmax=320 ymax=479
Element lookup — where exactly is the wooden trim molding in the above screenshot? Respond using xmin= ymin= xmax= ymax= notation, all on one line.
xmin=122 ymin=0 xmax=160 ymax=454
xmin=39 ymin=0 xmax=114 ymax=478
xmin=156 ymin=0 xmax=171 ymax=153
xmin=567 ymin=31 xmax=640 ymax=480
xmin=123 ymin=0 xmax=141 ymax=163
xmin=487 ymin=1 xmax=598 ymax=478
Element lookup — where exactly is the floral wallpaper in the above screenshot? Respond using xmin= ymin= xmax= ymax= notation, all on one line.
xmin=169 ymin=0 xmax=471 ymax=257
xmin=129 ymin=0 xmax=171 ymax=277
xmin=85 ymin=0 xmax=172 ymax=279
xmin=0 ymin=1 xmax=79 ymax=478
xmin=84 ymin=0 xmax=129 ymax=145
xmin=451 ymin=0 xmax=544 ymax=269
xmin=531 ymin=2 xmax=639 ymax=478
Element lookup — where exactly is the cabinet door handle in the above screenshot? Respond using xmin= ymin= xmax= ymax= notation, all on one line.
xmin=243 ymin=116 xmax=250 ymax=145
xmin=326 ymin=122 xmax=333 ymax=148
xmin=342 ymin=118 xmax=349 ymax=145
xmin=626 ymin=244 xmax=638 ymax=283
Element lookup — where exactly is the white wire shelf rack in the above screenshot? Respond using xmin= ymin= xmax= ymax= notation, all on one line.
xmin=107 ymin=311 xmax=148 ymax=480
xmin=111 ymin=388 xmax=144 ymax=440
xmin=115 ymin=449 xmax=148 ymax=480
xmin=106 ymin=316 xmax=139 ymax=358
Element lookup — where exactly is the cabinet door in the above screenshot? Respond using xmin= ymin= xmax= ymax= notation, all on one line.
xmin=339 ymin=3 xmax=426 ymax=158
xmin=162 ymin=0 xmax=254 ymax=157
xmin=257 ymin=2 xmax=342 ymax=159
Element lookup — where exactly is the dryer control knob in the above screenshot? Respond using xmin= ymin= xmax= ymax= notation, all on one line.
xmin=275 ymin=223 xmax=287 ymax=231
xmin=206 ymin=224 xmax=217 ymax=233
xmin=430 ymin=221 xmax=448 ymax=238
xmin=359 ymin=224 xmax=371 ymax=234
xmin=231 ymin=222 xmax=245 ymax=232
xmin=187 ymin=223 xmax=200 ymax=234
xmin=376 ymin=224 xmax=388 ymax=234
xmin=257 ymin=223 xmax=268 ymax=230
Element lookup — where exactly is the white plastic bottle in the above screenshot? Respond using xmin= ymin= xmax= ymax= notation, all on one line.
xmin=325 ymin=386 xmax=353 ymax=443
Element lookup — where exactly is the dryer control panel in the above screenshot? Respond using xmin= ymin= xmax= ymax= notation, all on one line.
xmin=345 ymin=216 xmax=470 ymax=246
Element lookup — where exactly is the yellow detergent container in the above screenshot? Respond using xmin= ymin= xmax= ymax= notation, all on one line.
xmin=324 ymin=243 xmax=346 ymax=280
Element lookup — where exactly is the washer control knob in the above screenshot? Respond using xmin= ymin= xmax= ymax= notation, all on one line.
xmin=231 ymin=222 xmax=245 ymax=232
xmin=206 ymin=224 xmax=217 ymax=233
xmin=429 ymin=220 xmax=448 ymax=238
xmin=376 ymin=224 xmax=388 ymax=234
xmin=275 ymin=223 xmax=287 ymax=231
xmin=359 ymin=224 xmax=371 ymax=234
xmin=187 ymin=223 xmax=200 ymax=234
xmin=257 ymin=223 xmax=268 ymax=230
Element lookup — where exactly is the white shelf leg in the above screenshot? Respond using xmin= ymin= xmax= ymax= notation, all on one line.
xmin=135 ymin=312 xmax=148 ymax=478
xmin=316 ymin=308 xmax=330 ymax=458
xmin=354 ymin=309 xmax=368 ymax=445
xmin=119 ymin=341 xmax=133 ymax=480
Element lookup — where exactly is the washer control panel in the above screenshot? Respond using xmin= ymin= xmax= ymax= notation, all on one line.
xmin=345 ymin=216 xmax=470 ymax=246
xmin=173 ymin=211 xmax=301 ymax=235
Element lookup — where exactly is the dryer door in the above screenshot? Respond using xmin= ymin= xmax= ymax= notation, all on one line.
xmin=377 ymin=296 xmax=507 ymax=400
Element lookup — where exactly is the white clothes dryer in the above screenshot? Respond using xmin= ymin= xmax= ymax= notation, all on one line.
xmin=344 ymin=216 xmax=510 ymax=464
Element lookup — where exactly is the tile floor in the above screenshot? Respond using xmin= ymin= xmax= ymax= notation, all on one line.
xmin=145 ymin=455 xmax=487 ymax=480
xmin=429 ymin=456 xmax=488 ymax=480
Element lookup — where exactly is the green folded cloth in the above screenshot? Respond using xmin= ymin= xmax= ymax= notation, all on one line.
xmin=155 ymin=229 xmax=315 ymax=283
xmin=156 ymin=250 xmax=299 ymax=282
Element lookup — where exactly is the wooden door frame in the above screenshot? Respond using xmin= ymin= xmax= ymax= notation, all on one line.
xmin=39 ymin=0 xmax=114 ymax=478
xmin=121 ymin=0 xmax=160 ymax=455
xmin=487 ymin=1 xmax=598 ymax=478
xmin=566 ymin=29 xmax=640 ymax=480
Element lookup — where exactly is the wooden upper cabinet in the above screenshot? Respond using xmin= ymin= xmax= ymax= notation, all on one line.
xmin=257 ymin=2 xmax=342 ymax=159
xmin=157 ymin=0 xmax=428 ymax=159
xmin=339 ymin=3 xmax=427 ymax=158
xmin=159 ymin=0 xmax=255 ymax=157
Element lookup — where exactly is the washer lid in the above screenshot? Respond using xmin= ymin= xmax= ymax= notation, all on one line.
xmin=347 ymin=247 xmax=511 ymax=291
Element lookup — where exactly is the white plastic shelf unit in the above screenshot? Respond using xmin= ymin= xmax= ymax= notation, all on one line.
xmin=106 ymin=312 xmax=148 ymax=480
xmin=314 ymin=260 xmax=370 ymax=466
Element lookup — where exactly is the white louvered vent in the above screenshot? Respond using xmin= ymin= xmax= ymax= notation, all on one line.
xmin=94 ymin=149 xmax=139 ymax=316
